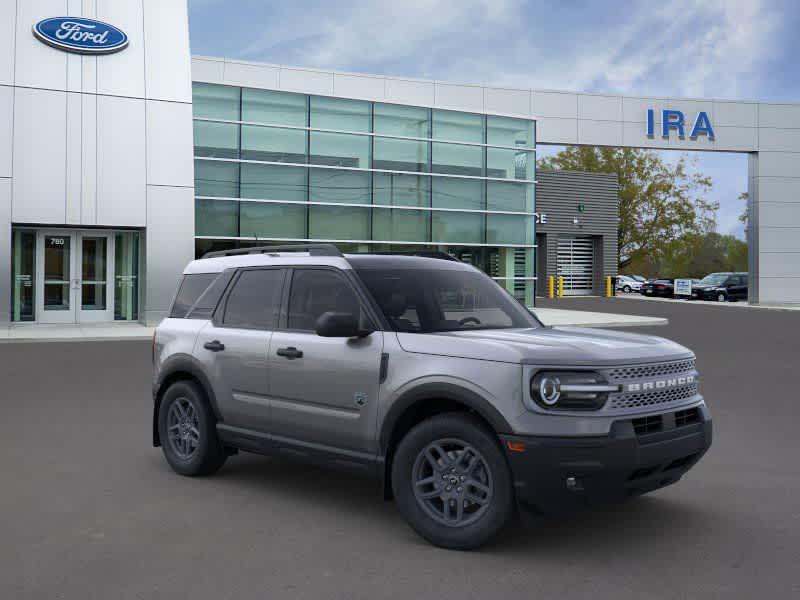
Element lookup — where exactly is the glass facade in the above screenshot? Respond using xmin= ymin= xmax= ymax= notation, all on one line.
xmin=192 ymin=83 xmax=536 ymax=302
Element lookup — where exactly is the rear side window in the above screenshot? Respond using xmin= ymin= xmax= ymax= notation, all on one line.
xmin=170 ymin=273 xmax=218 ymax=318
xmin=221 ymin=269 xmax=284 ymax=329
xmin=287 ymin=269 xmax=364 ymax=331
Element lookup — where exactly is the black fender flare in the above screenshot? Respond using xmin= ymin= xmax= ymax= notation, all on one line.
xmin=378 ymin=382 xmax=512 ymax=455
xmin=152 ymin=354 xmax=222 ymax=446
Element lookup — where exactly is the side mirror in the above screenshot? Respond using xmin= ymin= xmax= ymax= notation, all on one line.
xmin=314 ymin=311 xmax=372 ymax=338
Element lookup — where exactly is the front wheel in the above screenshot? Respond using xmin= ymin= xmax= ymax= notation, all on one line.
xmin=391 ymin=413 xmax=514 ymax=550
xmin=623 ymin=285 xmax=632 ymax=293
xmin=158 ymin=380 xmax=227 ymax=476
xmin=717 ymin=292 xmax=727 ymax=302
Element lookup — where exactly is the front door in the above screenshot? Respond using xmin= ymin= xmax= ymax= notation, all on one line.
xmin=36 ymin=231 xmax=113 ymax=323
xmin=269 ymin=268 xmax=383 ymax=454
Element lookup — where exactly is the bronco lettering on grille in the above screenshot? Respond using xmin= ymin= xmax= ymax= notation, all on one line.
xmin=625 ymin=374 xmax=694 ymax=393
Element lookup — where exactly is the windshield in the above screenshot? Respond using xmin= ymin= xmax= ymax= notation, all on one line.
xmin=355 ymin=268 xmax=540 ymax=333
xmin=700 ymin=273 xmax=728 ymax=285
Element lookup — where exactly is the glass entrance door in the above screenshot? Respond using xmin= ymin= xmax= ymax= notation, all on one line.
xmin=37 ymin=232 xmax=76 ymax=323
xmin=78 ymin=232 xmax=113 ymax=322
xmin=35 ymin=231 xmax=114 ymax=323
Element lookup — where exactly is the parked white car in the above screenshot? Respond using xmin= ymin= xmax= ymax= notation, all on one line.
xmin=616 ymin=275 xmax=643 ymax=293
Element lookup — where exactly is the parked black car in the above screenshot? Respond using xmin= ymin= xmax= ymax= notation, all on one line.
xmin=640 ymin=279 xmax=674 ymax=298
xmin=691 ymin=272 xmax=749 ymax=302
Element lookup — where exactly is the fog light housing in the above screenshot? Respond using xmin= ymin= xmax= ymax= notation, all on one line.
xmin=530 ymin=371 xmax=618 ymax=411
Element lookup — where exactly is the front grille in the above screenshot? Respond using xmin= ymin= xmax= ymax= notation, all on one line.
xmin=608 ymin=383 xmax=699 ymax=411
xmin=607 ymin=359 xmax=695 ymax=380
xmin=632 ymin=415 xmax=663 ymax=435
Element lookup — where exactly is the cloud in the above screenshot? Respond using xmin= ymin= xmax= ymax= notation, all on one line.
xmin=214 ymin=0 xmax=782 ymax=100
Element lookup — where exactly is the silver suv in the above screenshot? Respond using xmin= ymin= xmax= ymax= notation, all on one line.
xmin=152 ymin=244 xmax=712 ymax=549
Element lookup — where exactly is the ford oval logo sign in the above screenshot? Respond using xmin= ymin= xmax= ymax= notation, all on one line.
xmin=33 ymin=17 xmax=128 ymax=55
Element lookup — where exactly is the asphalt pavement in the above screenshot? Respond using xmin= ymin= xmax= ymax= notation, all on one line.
xmin=1 ymin=297 xmax=799 ymax=599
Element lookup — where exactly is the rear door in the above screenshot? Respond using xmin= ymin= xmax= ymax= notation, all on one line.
xmin=196 ymin=268 xmax=286 ymax=432
xmin=268 ymin=267 xmax=383 ymax=455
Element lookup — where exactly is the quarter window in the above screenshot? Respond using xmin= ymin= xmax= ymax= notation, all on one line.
xmin=171 ymin=273 xmax=218 ymax=318
xmin=287 ymin=270 xmax=363 ymax=331
xmin=222 ymin=269 xmax=284 ymax=329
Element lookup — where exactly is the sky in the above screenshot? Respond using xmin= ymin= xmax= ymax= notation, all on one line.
xmin=188 ymin=0 xmax=800 ymax=240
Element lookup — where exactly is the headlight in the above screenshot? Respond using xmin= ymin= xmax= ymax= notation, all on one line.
xmin=530 ymin=371 xmax=619 ymax=411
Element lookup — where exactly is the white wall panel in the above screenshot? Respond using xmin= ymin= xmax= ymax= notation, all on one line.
xmin=0 ymin=0 xmax=15 ymax=85
xmin=759 ymin=253 xmax=800 ymax=277
xmin=435 ymin=82 xmax=483 ymax=112
xmin=65 ymin=92 xmax=82 ymax=223
xmin=143 ymin=0 xmax=191 ymax=102
xmin=758 ymin=128 xmax=800 ymax=153
xmin=96 ymin=95 xmax=146 ymax=225
xmin=11 ymin=87 xmax=66 ymax=224
xmin=191 ymin=57 xmax=225 ymax=83
xmin=0 ymin=178 xmax=11 ymax=324
xmin=484 ymin=87 xmax=530 ymax=117
xmin=713 ymin=126 xmax=757 ymax=152
xmin=758 ymin=277 xmax=800 ymax=304
xmin=385 ymin=78 xmax=435 ymax=107
xmin=536 ymin=117 xmax=577 ymax=145
xmin=224 ymin=60 xmax=279 ymax=89
xmin=533 ymin=91 xmax=577 ymax=119
xmin=81 ymin=92 xmax=97 ymax=224
xmin=333 ymin=73 xmax=384 ymax=101
xmin=756 ymin=177 xmax=800 ymax=204
xmin=145 ymin=184 xmax=193 ymax=323
xmin=713 ymin=101 xmax=757 ymax=128
xmin=14 ymin=0 xmax=69 ymax=90
xmin=96 ymin=0 xmax=145 ymax=98
xmin=0 ymin=85 xmax=12 ymax=178
xmin=758 ymin=227 xmax=800 ymax=251
xmin=759 ymin=103 xmax=800 ymax=129
xmin=621 ymin=97 xmax=655 ymax=123
xmin=146 ymin=100 xmax=193 ymax=187
xmin=578 ymin=95 xmax=622 ymax=121
xmin=279 ymin=67 xmax=334 ymax=96
xmin=578 ymin=119 xmax=623 ymax=146
xmin=621 ymin=121 xmax=664 ymax=148
xmin=757 ymin=201 xmax=800 ymax=228
xmin=757 ymin=152 xmax=800 ymax=178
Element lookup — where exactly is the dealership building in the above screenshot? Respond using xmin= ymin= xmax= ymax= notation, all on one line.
xmin=2 ymin=1 xmax=800 ymax=326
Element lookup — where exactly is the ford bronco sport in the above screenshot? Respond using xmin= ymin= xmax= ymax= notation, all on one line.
xmin=152 ymin=244 xmax=712 ymax=549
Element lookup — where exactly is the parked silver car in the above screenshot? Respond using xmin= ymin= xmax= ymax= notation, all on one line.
xmin=616 ymin=274 xmax=644 ymax=293
xmin=152 ymin=244 xmax=712 ymax=549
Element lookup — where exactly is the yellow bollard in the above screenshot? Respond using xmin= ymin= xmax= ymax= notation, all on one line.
xmin=606 ymin=275 xmax=612 ymax=297
xmin=548 ymin=275 xmax=555 ymax=299
xmin=557 ymin=276 xmax=564 ymax=298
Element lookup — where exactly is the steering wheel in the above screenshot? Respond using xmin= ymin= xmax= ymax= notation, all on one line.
xmin=458 ymin=316 xmax=482 ymax=326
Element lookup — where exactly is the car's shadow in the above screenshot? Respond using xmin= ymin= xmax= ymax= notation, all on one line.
xmin=155 ymin=451 xmax=718 ymax=554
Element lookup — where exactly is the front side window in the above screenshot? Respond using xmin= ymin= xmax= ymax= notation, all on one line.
xmin=222 ymin=269 xmax=284 ymax=329
xmin=355 ymin=267 xmax=539 ymax=333
xmin=287 ymin=269 xmax=364 ymax=331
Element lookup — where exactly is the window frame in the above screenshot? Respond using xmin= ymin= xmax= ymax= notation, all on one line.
xmin=212 ymin=267 xmax=287 ymax=331
xmin=278 ymin=266 xmax=385 ymax=333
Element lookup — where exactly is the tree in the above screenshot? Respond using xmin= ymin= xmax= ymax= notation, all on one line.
xmin=538 ymin=147 xmax=718 ymax=271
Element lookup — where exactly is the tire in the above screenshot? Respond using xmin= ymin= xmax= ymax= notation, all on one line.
xmin=158 ymin=380 xmax=227 ymax=476
xmin=391 ymin=413 xmax=514 ymax=550
xmin=717 ymin=292 xmax=727 ymax=302
xmin=623 ymin=285 xmax=632 ymax=293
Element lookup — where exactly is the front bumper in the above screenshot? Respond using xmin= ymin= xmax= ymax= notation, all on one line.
xmin=500 ymin=404 xmax=712 ymax=514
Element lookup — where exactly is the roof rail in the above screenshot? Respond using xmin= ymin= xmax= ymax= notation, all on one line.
xmin=368 ymin=250 xmax=460 ymax=262
xmin=202 ymin=243 xmax=344 ymax=259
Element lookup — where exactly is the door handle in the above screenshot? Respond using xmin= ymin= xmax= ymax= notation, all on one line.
xmin=276 ymin=346 xmax=303 ymax=359
xmin=203 ymin=340 xmax=225 ymax=352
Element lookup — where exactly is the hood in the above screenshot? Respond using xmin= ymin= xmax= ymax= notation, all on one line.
xmin=396 ymin=326 xmax=693 ymax=366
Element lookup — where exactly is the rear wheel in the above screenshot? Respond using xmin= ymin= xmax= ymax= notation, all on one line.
xmin=391 ymin=413 xmax=514 ymax=550
xmin=158 ymin=380 xmax=226 ymax=476
xmin=623 ymin=285 xmax=632 ymax=293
